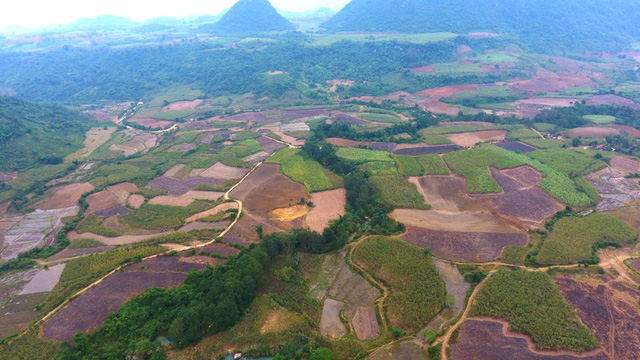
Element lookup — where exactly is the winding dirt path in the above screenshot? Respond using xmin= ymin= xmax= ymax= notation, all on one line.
xmin=15 ymin=162 xmax=264 ymax=342
xmin=438 ymin=268 xmax=496 ymax=360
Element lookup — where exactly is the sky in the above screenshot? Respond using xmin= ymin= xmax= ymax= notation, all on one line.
xmin=0 ymin=0 xmax=350 ymax=29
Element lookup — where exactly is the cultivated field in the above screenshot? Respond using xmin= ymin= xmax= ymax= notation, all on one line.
xmin=305 ymin=188 xmax=346 ymax=232
xmin=448 ymin=130 xmax=507 ymax=147
xmin=37 ymin=183 xmax=94 ymax=210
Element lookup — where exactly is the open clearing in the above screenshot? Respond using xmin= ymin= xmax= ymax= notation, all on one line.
xmin=556 ymin=275 xmax=640 ymax=360
xmin=148 ymin=190 xmax=224 ymax=206
xmin=19 ymin=264 xmax=65 ymax=294
xmin=185 ymin=202 xmax=238 ymax=223
xmin=610 ymin=156 xmax=640 ymax=173
xmin=305 ymin=188 xmax=346 ymax=232
xmin=66 ymin=127 xmax=116 ymax=161
xmin=587 ymin=167 xmax=640 ymax=211
xmin=319 ymin=298 xmax=347 ymax=338
xmin=161 ymin=99 xmax=203 ymax=112
xmin=37 ymin=183 xmax=94 ymax=210
xmin=148 ymin=176 xmax=226 ymax=195
xmin=191 ymin=162 xmax=250 ymax=179
xmin=448 ymin=130 xmax=507 ymax=147
xmin=451 ymin=319 xmax=608 ymax=360
xmin=566 ymin=127 xmax=620 ymax=138
xmin=129 ymin=117 xmax=174 ymax=129
xmin=86 ymin=183 xmax=138 ymax=214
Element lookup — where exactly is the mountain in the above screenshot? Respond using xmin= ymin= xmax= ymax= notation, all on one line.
xmin=0 ymin=96 xmax=95 ymax=172
xmin=321 ymin=0 xmax=640 ymax=52
xmin=201 ymin=0 xmax=294 ymax=34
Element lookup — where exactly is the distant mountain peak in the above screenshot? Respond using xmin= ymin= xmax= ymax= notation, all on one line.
xmin=203 ymin=0 xmax=294 ymax=34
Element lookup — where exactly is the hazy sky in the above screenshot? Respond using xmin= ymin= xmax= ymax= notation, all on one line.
xmin=1 ymin=0 xmax=350 ymax=29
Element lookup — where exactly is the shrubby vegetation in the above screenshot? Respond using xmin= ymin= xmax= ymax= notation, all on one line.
xmin=537 ymin=212 xmax=638 ymax=265
xmin=353 ymin=236 xmax=445 ymax=332
xmin=0 ymin=258 xmax=36 ymax=276
xmin=471 ymin=270 xmax=599 ymax=351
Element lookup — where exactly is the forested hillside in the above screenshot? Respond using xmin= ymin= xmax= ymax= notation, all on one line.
xmin=322 ymin=0 xmax=640 ymax=52
xmin=201 ymin=0 xmax=294 ymax=34
xmin=0 ymin=96 xmax=94 ymax=171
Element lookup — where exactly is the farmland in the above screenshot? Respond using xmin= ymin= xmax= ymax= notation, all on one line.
xmin=267 ymin=148 xmax=343 ymax=192
xmin=537 ymin=213 xmax=638 ymax=265
xmin=353 ymin=237 xmax=445 ymax=332
xmin=370 ymin=174 xmax=430 ymax=209
xmin=471 ymin=270 xmax=600 ymax=351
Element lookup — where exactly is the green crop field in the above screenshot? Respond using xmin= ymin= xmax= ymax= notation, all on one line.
xmin=76 ymin=215 xmax=122 ymax=237
xmin=583 ymin=115 xmax=616 ymax=124
xmin=336 ymin=147 xmax=393 ymax=162
xmin=393 ymin=155 xmax=423 ymax=176
xmin=522 ymin=138 xmax=570 ymax=149
xmin=353 ymin=237 xmax=445 ymax=332
xmin=120 ymin=201 xmax=215 ymax=231
xmin=418 ymin=154 xmax=450 ymax=175
xmin=471 ymin=270 xmax=600 ymax=352
xmin=445 ymin=85 xmax=513 ymax=102
xmin=370 ymin=174 xmax=430 ymax=209
xmin=475 ymin=53 xmax=518 ymax=63
xmin=507 ymin=127 xmax=541 ymax=140
xmin=532 ymin=123 xmax=558 ymax=133
xmin=443 ymin=145 xmax=592 ymax=206
xmin=537 ymin=213 xmax=638 ymax=265
xmin=422 ymin=134 xmax=453 ymax=145
xmin=267 ymin=148 xmax=343 ymax=192
xmin=420 ymin=124 xmax=506 ymax=136
xmin=527 ymin=149 xmax=608 ymax=177
xmin=360 ymin=161 xmax=399 ymax=175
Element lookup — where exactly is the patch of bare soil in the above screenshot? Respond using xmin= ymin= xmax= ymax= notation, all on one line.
xmin=351 ymin=306 xmax=380 ymax=340
xmin=422 ymin=259 xmax=470 ymax=334
xmin=37 ymin=183 xmax=95 ymax=210
xmin=587 ymin=168 xmax=640 ymax=211
xmin=306 ymin=188 xmax=346 ymax=233
xmin=567 ymin=127 xmax=620 ymax=138
xmin=163 ymin=164 xmax=186 ymax=178
xmin=451 ymin=319 xmax=608 ymax=360
xmin=369 ymin=341 xmax=428 ymax=360
xmin=392 ymin=209 xmax=518 ymax=233
xmin=402 ymin=226 xmax=529 ymax=263
xmin=127 ymin=194 xmax=145 ymax=209
xmin=610 ymin=156 xmax=640 ymax=173
xmin=191 ymin=162 xmax=250 ymax=180
xmin=148 ymin=191 xmax=223 ymax=206
xmin=269 ymin=205 xmax=309 ymax=222
xmin=417 ymin=85 xmax=479 ymax=98
xmin=186 ymin=202 xmax=238 ymax=223
xmin=610 ymin=125 xmax=640 ymax=138
xmin=161 ymin=99 xmax=203 ymax=112
xmin=86 ymin=190 xmax=120 ymax=214
xmin=129 ymin=117 xmax=174 ymax=129
xmin=556 ymin=275 xmax=640 ymax=360
xmin=319 ymin=298 xmax=347 ymax=338
xmin=66 ymin=127 xmax=116 ymax=161
xmin=448 ymin=130 xmax=507 ymax=147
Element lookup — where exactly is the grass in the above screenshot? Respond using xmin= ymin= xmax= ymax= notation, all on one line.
xmin=120 ymin=201 xmax=215 ymax=230
xmin=522 ymin=138 xmax=570 ymax=149
xmin=444 ymin=86 xmax=513 ymax=102
xmin=267 ymin=149 xmax=343 ymax=193
xmin=393 ymin=155 xmax=423 ymax=176
xmin=76 ymin=215 xmax=122 ymax=237
xmin=443 ymin=145 xmax=592 ymax=206
xmin=353 ymin=237 xmax=445 ymax=333
xmin=527 ymin=149 xmax=608 ymax=177
xmin=532 ymin=123 xmax=557 ymax=133
xmin=499 ymin=245 xmax=528 ymax=265
xmin=0 ymin=328 xmax=61 ymax=360
xmin=422 ymin=134 xmax=453 ymax=145
xmin=360 ymin=161 xmax=399 ymax=175
xmin=475 ymin=53 xmax=518 ymax=63
xmin=418 ymin=154 xmax=450 ymax=175
xmin=336 ymin=147 xmax=393 ymax=163
xmin=68 ymin=238 xmax=105 ymax=249
xmin=584 ymin=115 xmax=616 ymax=124
xmin=471 ymin=270 xmax=600 ymax=352
xmin=311 ymin=32 xmax=457 ymax=46
xmin=40 ymin=245 xmax=165 ymax=314
xmin=358 ymin=113 xmax=402 ymax=124
xmin=420 ymin=124 xmax=505 ymax=136
xmin=537 ymin=213 xmax=638 ymax=265
xmin=370 ymin=175 xmax=430 ymax=209
xmin=507 ymin=128 xmax=541 ymax=140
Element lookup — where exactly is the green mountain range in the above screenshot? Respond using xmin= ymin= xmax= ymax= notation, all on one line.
xmin=201 ymin=0 xmax=294 ymax=34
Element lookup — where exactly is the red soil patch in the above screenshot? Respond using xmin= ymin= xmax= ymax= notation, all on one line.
xmin=448 ymin=130 xmax=507 ymax=147
xmin=566 ymin=127 xmax=620 ymax=138
xmin=440 ymin=121 xmax=495 ymax=127
xmin=508 ymin=70 xmax=594 ymax=93
xmin=417 ymin=84 xmax=479 ymax=98
xmin=402 ymin=226 xmax=528 ymax=262
xmin=306 ymin=188 xmax=346 ymax=233
xmin=38 ymin=183 xmax=95 ymax=210
xmin=610 ymin=156 xmax=640 ymax=173
xmin=0 ymin=171 xmax=18 ymax=182
xmin=326 ymin=138 xmax=369 ymax=148
xmin=611 ymin=125 xmax=640 ymax=138
xmin=160 ymin=99 xmax=203 ymax=112
xmin=451 ymin=319 xmax=608 ymax=360
xmin=192 ymin=162 xmax=250 ymax=180
xmin=86 ymin=190 xmax=120 ymax=215
xmin=42 ymin=256 xmax=219 ymax=342
xmin=410 ymin=66 xmax=435 ymax=73
xmin=127 ymin=194 xmax=145 ymax=209
xmin=555 ymin=275 xmax=640 ymax=360
xmin=414 ymin=97 xmax=461 ymax=116
xmin=587 ymin=95 xmax=640 ymax=110
xmin=501 ymin=166 xmax=543 ymax=187
xmin=129 ymin=117 xmax=174 ymax=129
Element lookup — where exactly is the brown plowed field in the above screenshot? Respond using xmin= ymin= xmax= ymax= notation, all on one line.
xmin=86 ymin=190 xmax=119 ymax=215
xmin=148 ymin=191 xmax=223 ymax=206
xmin=417 ymin=85 xmax=479 ymax=98
xmin=257 ymin=136 xmax=286 ymax=154
xmin=628 ymin=258 xmax=640 ymax=273
xmin=392 ymin=209 xmax=518 ymax=233
xmin=306 ymin=188 xmax=346 ymax=232
xmin=161 ymin=99 xmax=203 ymax=112
xmin=38 ymin=183 xmax=95 ymax=210
xmin=351 ymin=306 xmax=380 ymax=340
xmin=319 ymin=298 xmax=347 ymax=338
xmin=448 ymin=130 xmax=507 ymax=147
xmin=566 ymin=127 xmax=620 ymax=138
xmin=451 ymin=319 xmax=609 ymax=360
xmin=186 ymin=202 xmax=238 ymax=223
xmin=611 ymin=125 xmax=640 ymax=138
xmin=129 ymin=117 xmax=173 ymax=129
xmin=197 ymin=242 xmax=240 ymax=257
xmin=410 ymin=66 xmax=435 ymax=73
xmin=502 ymin=166 xmax=543 ymax=187
xmin=127 ymin=194 xmax=145 ymax=209
xmin=587 ymin=95 xmax=640 ymax=110
xmin=556 ymin=275 xmax=640 ymax=360
xmin=193 ymin=162 xmax=249 ymax=179
xmin=43 ymin=256 xmax=216 ymax=342
xmin=402 ymin=226 xmax=528 ymax=262
xmin=148 ymin=176 xmax=226 ymax=195
xmin=164 ymin=164 xmax=186 ymax=178
xmin=413 ymin=175 xmax=486 ymax=212
xmin=230 ymin=163 xmax=306 ymax=215
xmin=611 ymin=156 xmax=640 ymax=174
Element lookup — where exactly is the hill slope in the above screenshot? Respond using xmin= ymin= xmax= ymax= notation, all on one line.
xmin=321 ymin=0 xmax=640 ymax=52
xmin=202 ymin=0 xmax=294 ymax=34
xmin=0 ymin=96 xmax=95 ymax=172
